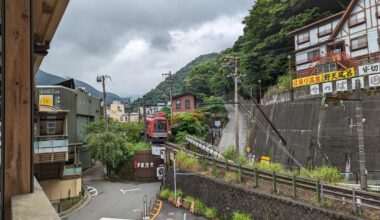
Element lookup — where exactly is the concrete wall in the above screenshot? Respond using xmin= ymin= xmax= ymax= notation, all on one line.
xmin=39 ymin=178 xmax=82 ymax=201
xmin=163 ymin=169 xmax=361 ymax=220
xmin=251 ymin=89 xmax=380 ymax=179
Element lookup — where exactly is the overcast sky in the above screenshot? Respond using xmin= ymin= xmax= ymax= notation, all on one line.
xmin=41 ymin=0 xmax=254 ymax=98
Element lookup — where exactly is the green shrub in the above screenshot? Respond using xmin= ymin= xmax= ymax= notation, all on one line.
xmin=248 ymin=162 xmax=284 ymax=173
xmin=176 ymin=189 xmax=184 ymax=199
xmin=194 ymin=199 xmax=206 ymax=215
xmin=222 ymin=146 xmax=238 ymax=160
xmin=204 ymin=207 xmax=218 ymax=218
xmin=175 ymin=131 xmax=187 ymax=143
xmin=232 ymin=211 xmax=252 ymax=220
xmin=299 ymin=166 xmax=343 ymax=183
xmin=224 ymin=172 xmax=240 ymax=183
xmin=312 ymin=166 xmax=343 ymax=183
xmin=183 ymin=196 xmax=195 ymax=209
xmin=236 ymin=155 xmax=249 ymax=166
xmin=176 ymin=151 xmax=200 ymax=171
xmin=160 ymin=188 xmax=172 ymax=200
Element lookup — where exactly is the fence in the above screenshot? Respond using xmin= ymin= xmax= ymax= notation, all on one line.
xmin=163 ymin=142 xmax=380 ymax=213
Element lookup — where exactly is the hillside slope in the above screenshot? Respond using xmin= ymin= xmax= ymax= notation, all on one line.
xmin=36 ymin=70 xmax=125 ymax=104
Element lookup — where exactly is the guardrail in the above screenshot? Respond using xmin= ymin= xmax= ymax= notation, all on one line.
xmin=163 ymin=142 xmax=380 ymax=213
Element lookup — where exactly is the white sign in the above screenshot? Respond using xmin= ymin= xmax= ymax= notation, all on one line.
xmin=310 ymin=84 xmax=320 ymax=95
xmin=352 ymin=77 xmax=365 ymax=89
xmin=359 ymin=63 xmax=380 ymax=76
xmin=336 ymin=80 xmax=348 ymax=92
xmin=151 ymin=146 xmax=164 ymax=156
xmin=369 ymin=74 xmax=380 ymax=87
xmin=322 ymin=82 xmax=333 ymax=94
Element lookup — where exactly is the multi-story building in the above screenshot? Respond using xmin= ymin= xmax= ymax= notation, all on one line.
xmin=171 ymin=92 xmax=202 ymax=116
xmin=34 ymin=105 xmax=81 ymax=208
xmin=107 ymin=100 xmax=127 ymax=122
xmin=290 ymin=0 xmax=380 ymax=93
xmin=37 ymin=85 xmax=102 ymax=171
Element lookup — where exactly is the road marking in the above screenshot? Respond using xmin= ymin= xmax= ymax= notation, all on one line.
xmin=85 ymin=185 xmax=98 ymax=198
xmin=99 ymin=218 xmax=136 ymax=220
xmin=120 ymin=188 xmax=141 ymax=194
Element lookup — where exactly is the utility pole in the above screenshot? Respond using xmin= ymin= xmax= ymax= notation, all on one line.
xmin=143 ymin=96 xmax=148 ymax=142
xmin=162 ymin=71 xmax=173 ymax=123
xmin=226 ymin=56 xmax=240 ymax=154
xmin=97 ymin=75 xmax=111 ymax=131
xmin=355 ymin=80 xmax=367 ymax=190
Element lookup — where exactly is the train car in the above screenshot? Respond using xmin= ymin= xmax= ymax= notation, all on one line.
xmin=147 ymin=112 xmax=169 ymax=142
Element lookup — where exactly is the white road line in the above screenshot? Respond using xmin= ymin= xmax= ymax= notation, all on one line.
xmin=120 ymin=188 xmax=140 ymax=194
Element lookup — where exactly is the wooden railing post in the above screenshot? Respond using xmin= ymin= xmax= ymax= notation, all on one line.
xmin=316 ymin=180 xmax=321 ymax=203
xmin=254 ymin=168 xmax=258 ymax=188
xmin=292 ymin=174 xmax=297 ymax=198
xmin=272 ymin=171 xmax=277 ymax=193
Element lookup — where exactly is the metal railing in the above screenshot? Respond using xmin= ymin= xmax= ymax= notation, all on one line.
xmin=185 ymin=135 xmax=224 ymax=160
xmin=163 ymin=142 xmax=380 ymax=213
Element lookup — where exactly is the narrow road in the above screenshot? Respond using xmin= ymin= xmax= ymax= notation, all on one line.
xmin=218 ymin=104 xmax=248 ymax=154
xmin=65 ymin=164 xmax=160 ymax=220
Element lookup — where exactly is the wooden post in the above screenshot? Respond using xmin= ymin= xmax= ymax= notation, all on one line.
xmin=292 ymin=174 xmax=297 ymax=198
xmin=3 ymin=0 xmax=33 ymax=219
xmin=254 ymin=168 xmax=258 ymax=188
xmin=225 ymin=160 xmax=229 ymax=172
xmin=316 ymin=180 xmax=321 ymax=203
xmin=272 ymin=171 xmax=277 ymax=193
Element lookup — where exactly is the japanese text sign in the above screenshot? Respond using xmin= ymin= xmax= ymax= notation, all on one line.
xmin=359 ymin=63 xmax=380 ymax=76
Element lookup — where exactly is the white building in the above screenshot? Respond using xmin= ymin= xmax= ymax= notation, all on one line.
xmin=290 ymin=0 xmax=380 ymax=78
xmin=107 ymin=101 xmax=127 ymax=122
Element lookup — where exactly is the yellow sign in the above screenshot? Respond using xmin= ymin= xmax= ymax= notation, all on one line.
xmin=245 ymin=146 xmax=251 ymax=153
xmin=39 ymin=95 xmax=53 ymax=106
xmin=292 ymin=68 xmax=355 ymax=88
xmin=261 ymin=156 xmax=270 ymax=164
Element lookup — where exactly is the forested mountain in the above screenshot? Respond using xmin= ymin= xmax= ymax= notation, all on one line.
xmin=142 ymin=53 xmax=218 ymax=105
xmin=141 ymin=0 xmax=351 ymax=102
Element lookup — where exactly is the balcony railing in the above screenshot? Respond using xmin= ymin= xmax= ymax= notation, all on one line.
xmin=34 ymin=139 xmax=69 ymax=163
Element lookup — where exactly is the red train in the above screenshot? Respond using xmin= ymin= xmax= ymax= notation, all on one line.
xmin=147 ymin=112 xmax=170 ymax=142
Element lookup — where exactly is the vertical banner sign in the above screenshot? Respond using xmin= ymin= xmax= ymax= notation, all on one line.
xmin=39 ymin=95 xmax=53 ymax=106
xmin=322 ymin=82 xmax=333 ymax=94
xmin=359 ymin=63 xmax=380 ymax=76
xmin=310 ymin=84 xmax=320 ymax=95
xmin=369 ymin=74 xmax=380 ymax=87
xmin=336 ymin=80 xmax=348 ymax=92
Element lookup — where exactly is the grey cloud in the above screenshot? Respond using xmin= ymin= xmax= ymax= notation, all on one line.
xmin=42 ymin=0 xmax=254 ymax=96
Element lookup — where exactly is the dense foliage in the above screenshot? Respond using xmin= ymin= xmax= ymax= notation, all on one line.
xmin=84 ymin=119 xmax=148 ymax=175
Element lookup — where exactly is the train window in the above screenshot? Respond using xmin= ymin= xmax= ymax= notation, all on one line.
xmin=155 ymin=120 xmax=167 ymax=132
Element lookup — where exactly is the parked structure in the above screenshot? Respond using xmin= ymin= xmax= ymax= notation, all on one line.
xmin=171 ymin=92 xmax=202 ymax=115
xmin=107 ymin=100 xmax=127 ymax=122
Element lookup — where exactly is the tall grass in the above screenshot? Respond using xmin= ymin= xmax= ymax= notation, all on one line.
xmin=175 ymin=151 xmax=200 ymax=171
xmin=232 ymin=211 xmax=252 ymax=220
xmin=204 ymin=207 xmax=218 ymax=218
xmin=300 ymin=166 xmax=343 ymax=183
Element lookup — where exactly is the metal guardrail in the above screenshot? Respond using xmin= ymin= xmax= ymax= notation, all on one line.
xmin=185 ymin=135 xmax=224 ymax=160
xmin=163 ymin=142 xmax=380 ymax=212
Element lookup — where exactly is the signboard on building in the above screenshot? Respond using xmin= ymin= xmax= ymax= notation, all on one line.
xmin=39 ymin=95 xmax=53 ymax=106
xmin=293 ymin=68 xmax=355 ymax=88
xmin=336 ymin=80 xmax=348 ymax=92
xmin=369 ymin=74 xmax=380 ymax=87
xmin=322 ymin=82 xmax=333 ymax=94
xmin=359 ymin=63 xmax=380 ymax=76
xmin=352 ymin=77 xmax=364 ymax=89
xmin=310 ymin=84 xmax=320 ymax=95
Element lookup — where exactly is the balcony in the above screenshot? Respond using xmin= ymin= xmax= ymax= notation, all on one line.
xmin=63 ymin=165 xmax=82 ymax=179
xmin=34 ymin=137 xmax=69 ymax=163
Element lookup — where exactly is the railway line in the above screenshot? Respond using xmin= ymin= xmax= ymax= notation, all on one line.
xmin=160 ymin=141 xmax=380 ymax=212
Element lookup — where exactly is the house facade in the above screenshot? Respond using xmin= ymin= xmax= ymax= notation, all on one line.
xmin=290 ymin=0 xmax=380 ymax=94
xmin=171 ymin=92 xmax=202 ymax=115
xmin=108 ymin=100 xmax=127 ymax=122
xmin=291 ymin=0 xmax=380 ymax=77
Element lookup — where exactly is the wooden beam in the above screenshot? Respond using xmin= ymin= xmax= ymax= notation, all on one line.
xmin=3 ymin=0 xmax=33 ymax=219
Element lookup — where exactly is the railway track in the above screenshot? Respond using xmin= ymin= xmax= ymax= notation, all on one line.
xmin=161 ymin=141 xmax=380 ymax=211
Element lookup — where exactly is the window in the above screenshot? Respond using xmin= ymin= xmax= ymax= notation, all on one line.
xmin=298 ymin=32 xmax=310 ymax=44
xmin=351 ymin=35 xmax=368 ymax=51
xmin=349 ymin=11 xmax=366 ymax=27
xmin=318 ymin=24 xmax=332 ymax=37
xmin=377 ymin=5 xmax=380 ymax=17
xmin=185 ymin=100 xmax=190 ymax=109
xmin=176 ymin=100 xmax=181 ymax=109
xmin=154 ymin=120 xmax=167 ymax=132
xmin=307 ymin=49 xmax=320 ymax=62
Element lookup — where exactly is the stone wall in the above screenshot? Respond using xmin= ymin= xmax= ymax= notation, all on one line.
xmin=251 ymin=89 xmax=380 ymax=179
xmin=164 ymin=169 xmax=361 ymax=220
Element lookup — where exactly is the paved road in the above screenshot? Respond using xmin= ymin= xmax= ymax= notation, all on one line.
xmin=65 ymin=163 xmax=161 ymax=220
xmin=157 ymin=201 xmax=207 ymax=220
xmin=218 ymin=104 xmax=248 ymax=154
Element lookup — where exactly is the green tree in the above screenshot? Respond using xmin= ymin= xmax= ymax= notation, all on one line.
xmin=171 ymin=111 xmax=208 ymax=141
xmin=185 ymin=61 xmax=219 ymax=96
